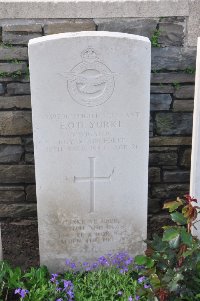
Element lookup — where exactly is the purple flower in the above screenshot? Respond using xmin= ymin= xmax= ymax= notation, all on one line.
xmin=128 ymin=297 xmax=133 ymax=301
xmin=15 ymin=288 xmax=29 ymax=299
xmin=14 ymin=288 xmax=21 ymax=295
xmin=117 ymin=291 xmax=123 ymax=295
xmin=144 ymin=283 xmax=151 ymax=289
xmin=65 ymin=259 xmax=71 ymax=265
xmin=50 ymin=273 xmax=58 ymax=283
xmin=70 ymin=262 xmax=76 ymax=269
xmin=67 ymin=290 xmax=74 ymax=298
xmin=56 ymin=299 xmax=63 ymax=301
xmin=138 ymin=276 xmax=146 ymax=284
xmin=135 ymin=296 xmax=140 ymax=300
xmin=98 ymin=256 xmax=109 ymax=266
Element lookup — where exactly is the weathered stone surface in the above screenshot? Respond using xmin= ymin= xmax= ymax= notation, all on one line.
xmin=152 ymin=47 xmax=196 ymax=71
xmin=0 ymin=84 xmax=5 ymax=95
xmin=180 ymin=149 xmax=191 ymax=167
xmin=3 ymin=23 xmax=42 ymax=33
xmin=158 ymin=21 xmax=185 ymax=46
xmin=0 ymin=96 xmax=31 ymax=109
xmin=0 ymin=186 xmax=24 ymax=191
xmin=148 ymin=198 xmax=162 ymax=213
xmin=2 ymin=32 xmax=42 ymax=45
xmin=0 ymin=111 xmax=32 ymax=135
xmin=149 ymin=115 xmax=153 ymax=137
xmin=95 ymin=18 xmax=157 ymax=38
xmin=0 ymin=46 xmax=28 ymax=60
xmin=7 ymin=83 xmax=30 ymax=95
xmin=0 ymin=145 xmax=23 ymax=163
xmin=149 ymin=152 xmax=177 ymax=166
xmin=174 ymin=85 xmax=195 ymax=99
xmin=150 ymin=136 xmax=192 ymax=146
xmin=151 ymin=183 xmax=189 ymax=198
xmin=150 ymin=94 xmax=172 ymax=111
xmin=163 ymin=170 xmax=190 ymax=183
xmin=173 ymin=99 xmax=194 ymax=112
xmin=149 ymin=167 xmax=161 ymax=183
xmin=29 ymin=31 xmax=151 ymax=271
xmin=0 ymin=137 xmax=21 ymax=145
xmin=25 ymin=185 xmax=36 ymax=202
xmin=44 ymin=19 xmax=96 ymax=35
xmin=0 ymin=165 xmax=35 ymax=183
xmin=25 ymin=153 xmax=34 ymax=164
xmin=24 ymin=137 xmax=34 ymax=152
xmin=0 ymin=191 xmax=25 ymax=203
xmin=150 ymin=85 xmax=174 ymax=94
xmin=150 ymin=146 xmax=177 ymax=152
xmin=155 ymin=113 xmax=193 ymax=135
xmin=0 ymin=203 xmax=37 ymax=218
xmin=0 ymin=62 xmax=27 ymax=73
xmin=0 ymin=0 xmax=189 ymax=19
xmin=151 ymin=72 xmax=195 ymax=84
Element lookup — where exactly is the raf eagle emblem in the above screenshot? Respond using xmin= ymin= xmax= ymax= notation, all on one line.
xmin=67 ymin=47 xmax=115 ymax=107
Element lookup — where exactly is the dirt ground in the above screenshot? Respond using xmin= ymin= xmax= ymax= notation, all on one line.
xmin=1 ymin=219 xmax=39 ymax=270
xmin=1 ymin=215 xmax=170 ymax=270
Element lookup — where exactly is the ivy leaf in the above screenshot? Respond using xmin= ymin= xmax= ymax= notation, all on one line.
xmin=162 ymin=228 xmax=180 ymax=242
xmin=180 ymin=228 xmax=193 ymax=246
xmin=163 ymin=198 xmax=183 ymax=212
xmin=170 ymin=212 xmax=187 ymax=225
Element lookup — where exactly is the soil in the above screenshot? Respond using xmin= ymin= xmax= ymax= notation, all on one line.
xmin=1 ymin=219 xmax=39 ymax=270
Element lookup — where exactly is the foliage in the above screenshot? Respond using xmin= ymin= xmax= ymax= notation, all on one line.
xmin=134 ymin=195 xmax=200 ymax=301
xmin=151 ymin=29 xmax=161 ymax=48
xmin=184 ymin=67 xmax=196 ymax=75
xmin=0 ymin=195 xmax=200 ymax=301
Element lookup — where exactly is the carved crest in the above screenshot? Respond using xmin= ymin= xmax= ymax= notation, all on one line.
xmin=67 ymin=47 xmax=115 ymax=107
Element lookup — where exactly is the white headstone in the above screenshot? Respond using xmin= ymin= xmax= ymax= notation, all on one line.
xmin=28 ymin=32 xmax=151 ymax=272
xmin=190 ymin=37 xmax=200 ymax=238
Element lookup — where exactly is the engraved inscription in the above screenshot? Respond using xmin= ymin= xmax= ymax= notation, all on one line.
xmin=67 ymin=47 xmax=115 ymax=107
xmin=74 ymin=157 xmax=114 ymax=213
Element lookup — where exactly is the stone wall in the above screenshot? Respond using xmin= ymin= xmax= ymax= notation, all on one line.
xmin=0 ymin=16 xmax=196 ymax=236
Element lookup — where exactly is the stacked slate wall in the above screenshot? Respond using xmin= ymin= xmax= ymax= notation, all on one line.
xmin=0 ymin=18 xmax=196 ymax=239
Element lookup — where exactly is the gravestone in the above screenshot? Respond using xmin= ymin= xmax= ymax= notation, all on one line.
xmin=28 ymin=31 xmax=151 ymax=272
xmin=190 ymin=37 xmax=200 ymax=238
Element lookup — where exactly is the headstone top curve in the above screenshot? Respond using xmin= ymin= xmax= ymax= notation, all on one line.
xmin=28 ymin=31 xmax=150 ymax=46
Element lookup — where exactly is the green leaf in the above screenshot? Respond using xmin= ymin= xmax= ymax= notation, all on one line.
xmin=169 ymin=234 xmax=180 ymax=249
xmin=149 ymin=274 xmax=160 ymax=289
xmin=134 ymin=255 xmax=147 ymax=265
xmin=146 ymin=258 xmax=155 ymax=268
xmin=162 ymin=228 xmax=180 ymax=242
xmin=170 ymin=212 xmax=187 ymax=225
xmin=180 ymin=228 xmax=193 ymax=246
xmin=163 ymin=198 xmax=183 ymax=212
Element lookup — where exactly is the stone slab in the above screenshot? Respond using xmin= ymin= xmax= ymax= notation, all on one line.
xmin=0 ymin=46 xmax=28 ymax=61
xmin=0 ymin=96 xmax=31 ymax=110
xmin=44 ymin=19 xmax=96 ymax=35
xmin=190 ymin=37 xmax=200 ymax=238
xmin=28 ymin=31 xmax=151 ymax=272
xmin=0 ymin=111 xmax=32 ymax=135
xmin=0 ymin=1 xmax=189 ymax=19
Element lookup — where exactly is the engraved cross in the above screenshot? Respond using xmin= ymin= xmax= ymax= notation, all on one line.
xmin=74 ymin=157 xmax=114 ymax=213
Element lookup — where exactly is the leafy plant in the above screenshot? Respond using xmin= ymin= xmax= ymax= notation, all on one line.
xmin=135 ymin=195 xmax=200 ymax=301
xmin=151 ymin=29 xmax=161 ymax=48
